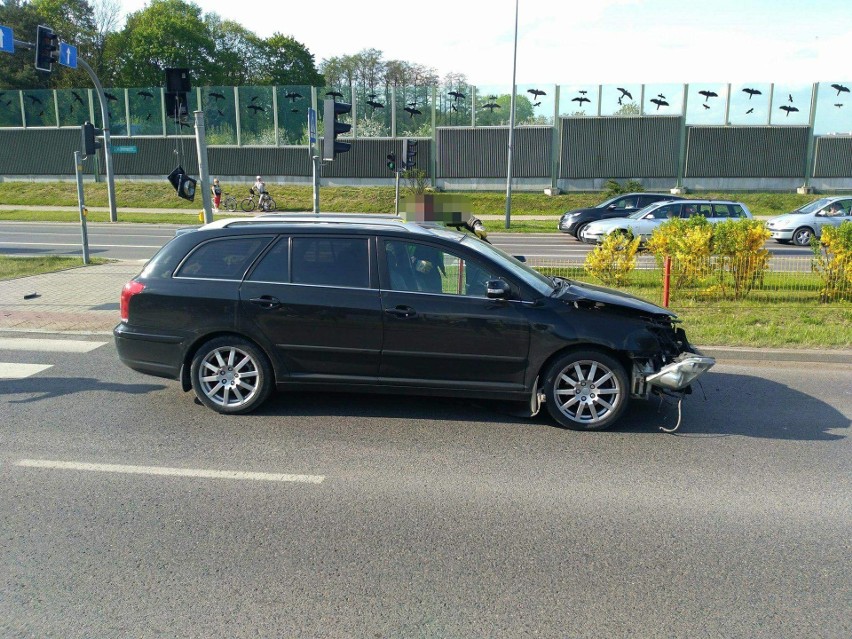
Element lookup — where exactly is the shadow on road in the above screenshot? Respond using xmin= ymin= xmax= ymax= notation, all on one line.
xmin=1 ymin=376 xmax=167 ymax=403
xmin=251 ymin=371 xmax=848 ymax=441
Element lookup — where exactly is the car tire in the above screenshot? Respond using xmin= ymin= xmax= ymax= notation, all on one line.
xmin=792 ymin=227 xmax=814 ymax=246
xmin=190 ymin=336 xmax=274 ymax=414
xmin=543 ymin=350 xmax=629 ymax=430
xmin=573 ymin=222 xmax=589 ymax=241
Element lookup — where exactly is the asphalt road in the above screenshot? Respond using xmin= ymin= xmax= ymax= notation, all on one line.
xmin=1 ymin=334 xmax=850 ymax=638
xmin=0 ymin=220 xmax=815 ymax=263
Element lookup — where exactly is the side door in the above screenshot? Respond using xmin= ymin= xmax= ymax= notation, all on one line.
xmin=238 ymin=234 xmax=383 ymax=380
xmin=378 ymin=238 xmax=530 ymax=390
xmin=639 ymin=202 xmax=681 ymax=239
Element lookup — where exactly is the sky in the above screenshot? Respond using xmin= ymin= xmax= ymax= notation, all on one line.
xmin=115 ymin=0 xmax=852 ymax=85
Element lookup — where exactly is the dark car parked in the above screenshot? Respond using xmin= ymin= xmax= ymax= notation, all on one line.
xmin=558 ymin=192 xmax=679 ymax=240
xmin=115 ymin=215 xmax=714 ymax=431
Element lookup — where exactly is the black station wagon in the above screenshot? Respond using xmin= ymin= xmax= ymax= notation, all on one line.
xmin=114 ymin=214 xmax=714 ymax=430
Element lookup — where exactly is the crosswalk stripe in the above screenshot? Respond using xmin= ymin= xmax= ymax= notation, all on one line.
xmin=0 ymin=362 xmax=53 ymax=379
xmin=0 ymin=338 xmax=107 ymax=353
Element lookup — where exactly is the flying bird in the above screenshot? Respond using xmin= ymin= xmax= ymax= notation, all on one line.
xmin=325 ymin=90 xmax=343 ymax=99
xmin=146 ymin=112 xmax=152 ymax=120
xmin=216 ymin=109 xmax=225 ymax=116
xmin=25 ymin=95 xmax=42 ymax=105
xmin=746 ymin=108 xmax=754 ymax=114
xmin=788 ymin=94 xmax=793 ymax=102
xmin=834 ymin=103 xmax=844 ymax=108
xmin=698 ymin=90 xmax=718 ymax=101
xmin=72 ymin=91 xmax=84 ymax=104
xmin=571 ymin=96 xmax=590 ymax=105
xmin=448 ymin=91 xmax=465 ymax=101
xmin=616 ymin=87 xmax=633 ymax=100
xmin=481 ymin=102 xmax=500 ymax=112
xmin=137 ymin=90 xmax=154 ymax=99
xmin=579 ymin=90 xmax=588 ymax=95
xmin=451 ymin=104 xmax=458 ymax=112
xmin=702 ymin=103 xmax=710 ymax=110
xmin=488 ymin=95 xmax=498 ymax=100
xmin=284 ymin=91 xmax=303 ymax=102
xmin=404 ymin=106 xmax=422 ymax=118
xmin=527 ymin=88 xmax=546 ymax=99
xmin=290 ymin=108 xmax=299 ymax=113
xmin=831 ymin=83 xmax=850 ymax=96
xmin=366 ymin=100 xmax=384 ymax=109
xmin=250 ymin=95 xmax=260 ymax=102
xmin=533 ymin=101 xmax=541 ymax=107
xmin=650 ymin=98 xmax=669 ymax=110
xmin=104 ymin=92 xmax=118 ymax=102
xmin=247 ymin=104 xmax=265 ymax=114
xmin=742 ymin=88 xmax=762 ymax=99
xmin=780 ymin=105 xmax=799 ymax=117
xmin=209 ymin=92 xmax=226 ymax=101
xmin=407 ymin=101 xmax=418 ymax=107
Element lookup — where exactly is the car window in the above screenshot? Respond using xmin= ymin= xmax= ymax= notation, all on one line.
xmin=384 ymin=240 xmax=495 ymax=297
xmin=175 ymin=236 xmax=272 ymax=280
xmin=291 ymin=237 xmax=370 ymax=288
xmin=638 ymin=195 xmax=665 ymax=207
xmin=652 ymin=204 xmax=679 ymax=220
xmin=246 ymin=237 xmax=289 ymax=283
xmin=612 ymin=195 xmax=638 ymax=210
xmin=711 ymin=204 xmax=731 ymax=218
xmin=729 ymin=204 xmax=746 ymax=218
xmin=679 ymin=203 xmax=699 ymax=218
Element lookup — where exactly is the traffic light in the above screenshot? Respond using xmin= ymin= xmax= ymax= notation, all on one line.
xmin=403 ymin=139 xmax=418 ymax=169
xmin=167 ymin=165 xmax=197 ymax=202
xmin=81 ymin=121 xmax=102 ymax=157
xmin=322 ymin=98 xmax=351 ymax=161
xmin=386 ymin=153 xmax=397 ymax=172
xmin=34 ymin=25 xmax=58 ymax=73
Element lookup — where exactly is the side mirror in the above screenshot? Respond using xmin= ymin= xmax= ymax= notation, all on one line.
xmin=513 ymin=255 xmax=527 ymax=262
xmin=486 ymin=279 xmax=510 ymax=299
xmin=607 ymin=204 xmax=616 ymax=210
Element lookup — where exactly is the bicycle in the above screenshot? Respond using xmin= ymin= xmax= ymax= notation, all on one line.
xmin=220 ymin=192 xmax=238 ymax=212
xmin=240 ymin=189 xmax=276 ymax=213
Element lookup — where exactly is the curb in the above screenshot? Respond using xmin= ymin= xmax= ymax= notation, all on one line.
xmin=700 ymin=346 xmax=852 ymax=365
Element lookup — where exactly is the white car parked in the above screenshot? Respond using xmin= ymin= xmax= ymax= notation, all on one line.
xmin=580 ymin=200 xmax=753 ymax=244
xmin=765 ymin=196 xmax=852 ymax=246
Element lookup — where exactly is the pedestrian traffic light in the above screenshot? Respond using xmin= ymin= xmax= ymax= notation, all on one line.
xmin=34 ymin=25 xmax=58 ymax=73
xmin=81 ymin=121 xmax=102 ymax=157
xmin=386 ymin=153 xmax=396 ymax=171
xmin=403 ymin=139 xmax=418 ymax=169
xmin=322 ymin=98 xmax=351 ymax=161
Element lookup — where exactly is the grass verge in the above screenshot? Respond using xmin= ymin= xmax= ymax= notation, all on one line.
xmin=0 ymin=255 xmax=110 ymax=280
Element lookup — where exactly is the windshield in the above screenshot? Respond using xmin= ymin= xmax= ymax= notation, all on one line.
xmin=460 ymin=236 xmax=553 ymax=295
xmin=796 ymin=198 xmax=833 ymax=214
xmin=595 ymin=195 xmax=622 ymax=208
xmin=626 ymin=203 xmax=659 ymax=219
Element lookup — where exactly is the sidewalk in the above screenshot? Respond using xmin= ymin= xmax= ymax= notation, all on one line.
xmin=1 ymin=260 xmax=850 ymax=363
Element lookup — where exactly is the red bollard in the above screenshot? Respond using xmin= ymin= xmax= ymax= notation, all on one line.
xmin=662 ymin=256 xmax=672 ymax=307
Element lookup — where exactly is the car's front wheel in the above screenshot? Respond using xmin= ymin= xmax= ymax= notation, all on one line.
xmin=543 ymin=350 xmax=629 ymax=430
xmin=792 ymin=226 xmax=815 ymax=246
xmin=573 ymin=222 xmax=590 ymax=240
xmin=190 ymin=336 xmax=273 ymax=414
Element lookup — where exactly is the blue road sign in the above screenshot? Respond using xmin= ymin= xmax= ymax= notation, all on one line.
xmin=0 ymin=25 xmax=14 ymax=53
xmin=58 ymin=42 xmax=77 ymax=68
xmin=111 ymin=145 xmax=137 ymax=154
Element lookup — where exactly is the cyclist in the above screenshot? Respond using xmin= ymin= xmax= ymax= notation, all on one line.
xmin=253 ymin=176 xmax=269 ymax=211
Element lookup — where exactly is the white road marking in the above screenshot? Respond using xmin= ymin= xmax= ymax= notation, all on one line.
xmin=16 ymin=459 xmax=325 ymax=484
xmin=0 ymin=338 xmax=107 ymax=353
xmin=0 ymin=362 xmax=53 ymax=379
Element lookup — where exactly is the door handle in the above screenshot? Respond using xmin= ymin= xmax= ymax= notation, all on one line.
xmin=384 ymin=305 xmax=417 ymax=318
xmin=249 ymin=295 xmax=281 ymax=309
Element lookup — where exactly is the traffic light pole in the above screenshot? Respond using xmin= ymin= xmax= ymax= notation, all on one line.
xmin=312 ymin=155 xmax=320 ymax=213
xmin=395 ymin=170 xmax=400 ymax=216
xmin=73 ymin=151 xmax=91 ymax=264
xmin=77 ymin=58 xmax=117 ymax=222
xmin=193 ymin=110 xmax=213 ymax=223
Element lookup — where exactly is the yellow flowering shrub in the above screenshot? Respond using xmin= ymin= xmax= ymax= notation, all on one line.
xmin=583 ymin=231 xmax=641 ymax=287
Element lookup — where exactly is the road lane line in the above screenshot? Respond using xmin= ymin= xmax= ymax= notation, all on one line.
xmin=16 ymin=459 xmax=325 ymax=484
xmin=0 ymin=363 xmax=52 ymax=379
xmin=0 ymin=338 xmax=107 ymax=353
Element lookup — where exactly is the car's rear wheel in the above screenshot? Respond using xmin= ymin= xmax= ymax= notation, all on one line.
xmin=792 ymin=226 xmax=815 ymax=246
xmin=190 ymin=336 xmax=273 ymax=414
xmin=543 ymin=350 xmax=629 ymax=430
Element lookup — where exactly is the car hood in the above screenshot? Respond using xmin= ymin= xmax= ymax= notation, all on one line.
xmin=766 ymin=213 xmax=808 ymax=226
xmin=556 ymin=279 xmax=675 ymax=317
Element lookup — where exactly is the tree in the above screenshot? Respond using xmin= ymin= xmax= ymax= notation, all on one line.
xmin=107 ymin=0 xmax=217 ymax=87
xmin=206 ymin=16 xmax=263 ymax=85
xmin=0 ymin=0 xmax=44 ymax=89
xmin=476 ymin=93 xmax=534 ymax=126
xmin=257 ymin=34 xmax=324 ymax=87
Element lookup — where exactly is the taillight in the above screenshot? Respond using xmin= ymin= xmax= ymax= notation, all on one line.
xmin=120 ymin=281 xmax=146 ymax=322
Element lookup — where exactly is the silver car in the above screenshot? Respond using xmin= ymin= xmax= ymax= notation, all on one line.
xmin=580 ymin=200 xmax=753 ymax=244
xmin=765 ymin=197 xmax=852 ymax=246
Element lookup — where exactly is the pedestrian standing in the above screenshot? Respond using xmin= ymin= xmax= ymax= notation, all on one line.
xmin=211 ymin=178 xmax=222 ymax=212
